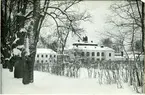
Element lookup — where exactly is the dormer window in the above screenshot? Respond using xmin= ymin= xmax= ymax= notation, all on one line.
xmin=101 ymin=46 xmax=104 ymax=48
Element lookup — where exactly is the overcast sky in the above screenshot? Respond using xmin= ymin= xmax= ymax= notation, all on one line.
xmin=40 ymin=1 xmax=117 ymax=47
xmin=66 ymin=1 xmax=115 ymax=47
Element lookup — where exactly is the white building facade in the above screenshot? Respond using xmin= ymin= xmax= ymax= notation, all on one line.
xmin=35 ymin=48 xmax=57 ymax=65
xmin=65 ymin=40 xmax=115 ymax=62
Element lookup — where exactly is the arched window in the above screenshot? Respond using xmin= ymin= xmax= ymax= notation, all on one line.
xmin=92 ymin=52 xmax=95 ymax=56
xmin=74 ymin=52 xmax=76 ymax=56
xmin=97 ymin=52 xmax=100 ymax=56
xmin=86 ymin=52 xmax=90 ymax=56
xmin=109 ymin=53 xmax=111 ymax=57
xmin=81 ymin=52 xmax=84 ymax=56
xmin=101 ymin=52 xmax=104 ymax=56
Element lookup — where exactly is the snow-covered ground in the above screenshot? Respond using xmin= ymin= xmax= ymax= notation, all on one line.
xmin=2 ymin=69 xmax=136 ymax=94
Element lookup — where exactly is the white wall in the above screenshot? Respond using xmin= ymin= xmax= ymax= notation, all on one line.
xmin=68 ymin=49 xmax=115 ymax=61
xmin=35 ymin=53 xmax=57 ymax=64
xmin=0 ymin=64 xmax=2 ymax=94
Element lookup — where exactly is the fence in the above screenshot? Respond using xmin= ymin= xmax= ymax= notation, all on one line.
xmin=34 ymin=60 xmax=144 ymax=93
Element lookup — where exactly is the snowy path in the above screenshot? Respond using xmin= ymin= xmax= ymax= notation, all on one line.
xmin=0 ymin=64 xmax=2 ymax=94
xmin=2 ymin=69 xmax=135 ymax=94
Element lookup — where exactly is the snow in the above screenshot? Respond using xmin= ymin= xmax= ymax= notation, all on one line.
xmin=12 ymin=48 xmax=22 ymax=57
xmin=37 ymin=48 xmax=57 ymax=54
xmin=2 ymin=69 xmax=136 ymax=94
xmin=13 ymin=38 xmax=20 ymax=44
xmin=20 ymin=28 xmax=27 ymax=33
xmin=67 ymin=44 xmax=114 ymax=51
xmin=17 ymin=45 xmax=25 ymax=49
xmin=0 ymin=64 xmax=2 ymax=94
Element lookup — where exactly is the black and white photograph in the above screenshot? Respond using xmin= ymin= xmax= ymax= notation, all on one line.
xmin=1 ymin=0 xmax=145 ymax=94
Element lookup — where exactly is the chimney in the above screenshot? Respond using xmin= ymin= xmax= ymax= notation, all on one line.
xmin=83 ymin=36 xmax=88 ymax=43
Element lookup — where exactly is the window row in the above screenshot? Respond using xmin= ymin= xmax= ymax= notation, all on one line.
xmin=36 ymin=60 xmax=56 ymax=63
xmin=37 ymin=54 xmax=56 ymax=58
xmin=74 ymin=52 xmax=108 ymax=57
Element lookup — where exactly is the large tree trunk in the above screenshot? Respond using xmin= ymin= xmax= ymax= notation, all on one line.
xmin=23 ymin=0 xmax=41 ymax=84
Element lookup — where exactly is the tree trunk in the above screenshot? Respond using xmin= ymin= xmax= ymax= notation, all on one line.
xmin=143 ymin=2 xmax=145 ymax=94
xmin=14 ymin=57 xmax=23 ymax=78
xmin=23 ymin=0 xmax=41 ymax=84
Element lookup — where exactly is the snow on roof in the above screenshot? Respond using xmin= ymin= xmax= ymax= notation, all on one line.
xmin=66 ymin=45 xmax=114 ymax=51
xmin=114 ymin=56 xmax=125 ymax=60
xmin=36 ymin=48 xmax=57 ymax=54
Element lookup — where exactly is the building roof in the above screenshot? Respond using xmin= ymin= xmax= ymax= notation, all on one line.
xmin=65 ymin=41 xmax=115 ymax=52
xmin=66 ymin=45 xmax=114 ymax=51
xmin=36 ymin=48 xmax=57 ymax=54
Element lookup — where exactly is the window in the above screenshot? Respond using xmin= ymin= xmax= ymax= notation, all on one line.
xmin=97 ymin=52 xmax=100 ymax=56
xmin=97 ymin=58 xmax=100 ymax=61
xmin=81 ymin=59 xmax=84 ymax=63
xmin=86 ymin=52 xmax=90 ymax=56
xmin=41 ymin=55 xmax=43 ymax=58
xmin=46 ymin=55 xmax=48 ymax=57
xmin=92 ymin=58 xmax=95 ymax=61
xmin=74 ymin=52 xmax=76 ymax=56
xmin=54 ymin=55 xmax=56 ymax=57
xmin=92 ymin=52 xmax=95 ymax=56
xmin=81 ymin=52 xmax=84 ymax=56
xmin=37 ymin=60 xmax=39 ymax=63
xmin=37 ymin=54 xmax=39 ymax=57
xmin=50 ymin=55 xmax=52 ymax=58
xmin=109 ymin=53 xmax=111 ymax=57
xmin=101 ymin=58 xmax=105 ymax=60
xmin=101 ymin=52 xmax=104 ymax=56
xmin=41 ymin=60 xmax=43 ymax=63
xmin=46 ymin=60 xmax=47 ymax=62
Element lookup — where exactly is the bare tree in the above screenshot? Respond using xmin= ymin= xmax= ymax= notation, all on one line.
xmin=1 ymin=0 xmax=91 ymax=85
xmin=103 ymin=0 xmax=144 ymax=93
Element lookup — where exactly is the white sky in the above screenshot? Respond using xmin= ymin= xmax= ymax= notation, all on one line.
xmin=66 ymin=1 xmax=115 ymax=47
xmin=40 ymin=1 xmax=118 ymax=47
